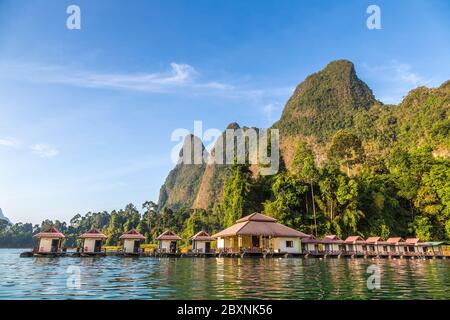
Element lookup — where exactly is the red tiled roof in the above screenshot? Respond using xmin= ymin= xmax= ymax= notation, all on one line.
xmin=79 ymin=228 xmax=107 ymax=239
xmin=344 ymin=236 xmax=365 ymax=243
xmin=190 ymin=231 xmax=214 ymax=241
xmin=157 ymin=230 xmax=182 ymax=241
xmin=405 ymin=238 xmax=422 ymax=244
xmin=119 ymin=229 xmax=145 ymax=240
xmin=386 ymin=237 xmax=404 ymax=244
xmin=34 ymin=227 xmax=65 ymax=239
xmin=366 ymin=237 xmax=382 ymax=243
xmin=321 ymin=236 xmax=344 ymax=244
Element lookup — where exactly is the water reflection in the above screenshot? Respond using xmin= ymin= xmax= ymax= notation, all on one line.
xmin=0 ymin=249 xmax=449 ymax=299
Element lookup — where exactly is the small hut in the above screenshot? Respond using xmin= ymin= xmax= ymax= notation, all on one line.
xmin=157 ymin=230 xmax=182 ymax=253
xmin=79 ymin=228 xmax=107 ymax=254
xmin=322 ymin=235 xmax=345 ymax=252
xmin=189 ymin=231 xmax=214 ymax=253
xmin=119 ymin=229 xmax=145 ymax=254
xmin=385 ymin=237 xmax=405 ymax=253
xmin=301 ymin=236 xmax=320 ymax=253
xmin=33 ymin=227 xmax=65 ymax=255
xmin=366 ymin=237 xmax=382 ymax=252
xmin=403 ymin=238 xmax=423 ymax=253
xmin=344 ymin=236 xmax=366 ymax=253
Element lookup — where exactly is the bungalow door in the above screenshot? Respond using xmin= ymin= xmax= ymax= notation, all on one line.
xmin=51 ymin=239 xmax=59 ymax=253
xmin=133 ymin=240 xmax=141 ymax=253
xmin=252 ymin=236 xmax=260 ymax=249
xmin=205 ymin=242 xmax=211 ymax=253
xmin=94 ymin=240 xmax=102 ymax=253
xmin=170 ymin=241 xmax=177 ymax=253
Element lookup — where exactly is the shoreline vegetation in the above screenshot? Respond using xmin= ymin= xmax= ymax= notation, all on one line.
xmin=1 ymin=60 xmax=449 ymax=249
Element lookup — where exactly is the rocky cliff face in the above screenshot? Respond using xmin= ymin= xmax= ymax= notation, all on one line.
xmin=157 ymin=60 xmax=449 ymax=211
xmin=157 ymin=134 xmax=207 ymax=211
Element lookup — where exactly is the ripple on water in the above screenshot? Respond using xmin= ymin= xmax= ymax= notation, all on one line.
xmin=0 ymin=249 xmax=449 ymax=299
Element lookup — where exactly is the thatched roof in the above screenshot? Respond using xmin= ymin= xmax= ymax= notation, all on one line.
xmin=190 ymin=231 xmax=214 ymax=241
xmin=366 ymin=236 xmax=382 ymax=244
xmin=212 ymin=213 xmax=310 ymax=238
xmin=344 ymin=236 xmax=365 ymax=244
xmin=79 ymin=228 xmax=107 ymax=239
xmin=119 ymin=229 xmax=145 ymax=240
xmin=157 ymin=230 xmax=182 ymax=241
xmin=34 ymin=227 xmax=65 ymax=239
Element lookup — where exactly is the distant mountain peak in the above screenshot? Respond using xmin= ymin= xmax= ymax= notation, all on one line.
xmin=178 ymin=134 xmax=207 ymax=164
xmin=274 ymin=59 xmax=376 ymax=140
xmin=226 ymin=122 xmax=240 ymax=130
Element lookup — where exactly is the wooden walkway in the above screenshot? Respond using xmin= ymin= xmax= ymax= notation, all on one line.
xmin=20 ymin=250 xmax=449 ymax=259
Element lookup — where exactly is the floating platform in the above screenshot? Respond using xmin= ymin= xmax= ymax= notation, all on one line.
xmin=19 ymin=250 xmax=448 ymax=259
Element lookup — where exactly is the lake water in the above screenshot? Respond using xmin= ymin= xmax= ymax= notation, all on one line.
xmin=0 ymin=249 xmax=449 ymax=299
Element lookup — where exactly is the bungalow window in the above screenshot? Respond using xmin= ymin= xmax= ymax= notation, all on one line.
xmin=286 ymin=241 xmax=294 ymax=248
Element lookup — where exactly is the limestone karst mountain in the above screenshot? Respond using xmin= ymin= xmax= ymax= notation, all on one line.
xmin=157 ymin=60 xmax=450 ymax=211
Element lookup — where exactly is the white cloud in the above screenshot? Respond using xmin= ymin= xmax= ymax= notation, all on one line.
xmin=0 ymin=138 xmax=19 ymax=148
xmin=361 ymin=60 xmax=438 ymax=104
xmin=0 ymin=61 xmax=236 ymax=94
xmin=31 ymin=144 xmax=59 ymax=158
xmin=0 ymin=61 xmax=293 ymax=101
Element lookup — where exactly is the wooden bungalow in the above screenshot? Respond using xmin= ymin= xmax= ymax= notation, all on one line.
xmin=119 ymin=229 xmax=145 ymax=255
xmin=157 ymin=230 xmax=182 ymax=253
xmin=189 ymin=231 xmax=214 ymax=254
xmin=79 ymin=228 xmax=107 ymax=255
xmin=426 ymin=242 xmax=450 ymax=257
xmin=366 ymin=236 xmax=382 ymax=253
xmin=322 ymin=235 xmax=345 ymax=252
xmin=301 ymin=236 xmax=320 ymax=253
xmin=344 ymin=236 xmax=366 ymax=253
xmin=212 ymin=213 xmax=311 ymax=255
xmin=33 ymin=227 xmax=65 ymax=256
xmin=385 ymin=237 xmax=405 ymax=253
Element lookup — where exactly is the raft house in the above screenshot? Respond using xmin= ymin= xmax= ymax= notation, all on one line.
xmin=18 ymin=212 xmax=450 ymax=259
xmin=32 ymin=227 xmax=66 ymax=257
xmin=119 ymin=229 xmax=145 ymax=256
xmin=78 ymin=228 xmax=107 ymax=256
xmin=189 ymin=231 xmax=215 ymax=255
xmin=156 ymin=230 xmax=182 ymax=256
xmin=212 ymin=213 xmax=311 ymax=257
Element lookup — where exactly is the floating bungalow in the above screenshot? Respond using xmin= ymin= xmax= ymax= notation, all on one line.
xmin=366 ymin=236 xmax=382 ymax=253
xmin=18 ymin=224 xmax=450 ymax=260
xmin=79 ymin=228 xmax=107 ymax=256
xmin=302 ymin=235 xmax=345 ymax=255
xmin=344 ymin=236 xmax=366 ymax=254
xmin=212 ymin=213 xmax=311 ymax=255
xmin=426 ymin=242 xmax=450 ymax=256
xmin=189 ymin=231 xmax=215 ymax=254
xmin=157 ymin=230 xmax=182 ymax=253
xmin=119 ymin=229 xmax=145 ymax=255
xmin=33 ymin=227 xmax=65 ymax=256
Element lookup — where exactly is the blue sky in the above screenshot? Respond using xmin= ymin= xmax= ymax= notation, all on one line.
xmin=0 ymin=0 xmax=449 ymax=224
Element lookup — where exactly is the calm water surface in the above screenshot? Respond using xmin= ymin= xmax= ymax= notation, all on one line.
xmin=0 ymin=249 xmax=449 ymax=299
